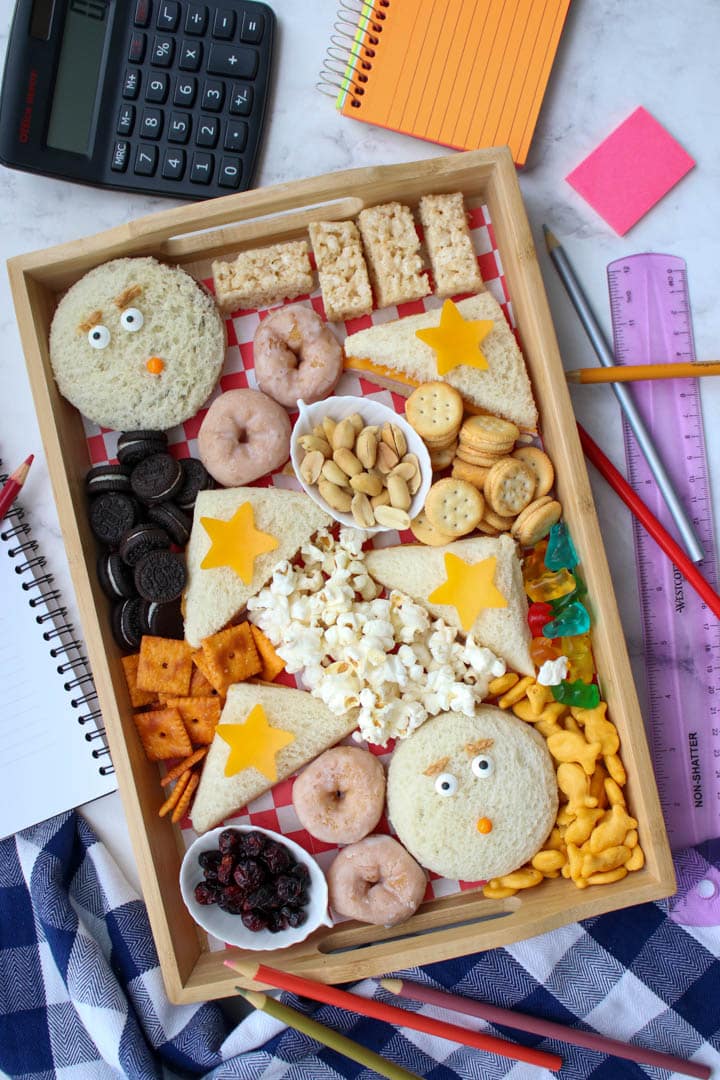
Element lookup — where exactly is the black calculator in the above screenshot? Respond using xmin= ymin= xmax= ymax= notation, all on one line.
xmin=0 ymin=0 xmax=275 ymax=200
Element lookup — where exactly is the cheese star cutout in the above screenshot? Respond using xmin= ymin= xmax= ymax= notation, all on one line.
xmin=428 ymin=553 xmax=507 ymax=631
xmin=415 ymin=299 xmax=493 ymax=375
xmin=200 ymin=502 xmax=279 ymax=584
xmin=217 ymin=704 xmax=295 ymax=780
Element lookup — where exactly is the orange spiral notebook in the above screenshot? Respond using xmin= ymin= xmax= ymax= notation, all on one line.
xmin=320 ymin=0 xmax=571 ymax=166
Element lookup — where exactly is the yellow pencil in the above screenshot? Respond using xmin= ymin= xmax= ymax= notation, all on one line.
xmin=566 ymin=360 xmax=720 ymax=384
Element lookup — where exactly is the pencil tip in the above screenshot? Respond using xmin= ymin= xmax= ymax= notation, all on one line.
xmin=25 ymin=454 xmax=34 ymax=466
xmin=235 ymin=987 xmax=266 ymax=1009
xmin=224 ymin=958 xmax=259 ymax=979
xmin=380 ymin=978 xmax=402 ymax=994
xmin=542 ymin=225 xmax=559 ymax=252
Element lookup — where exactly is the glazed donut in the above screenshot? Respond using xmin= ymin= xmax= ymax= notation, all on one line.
xmin=327 ymin=835 xmax=427 ymax=927
xmin=253 ymin=304 xmax=343 ymax=409
xmin=198 ymin=388 xmax=291 ymax=487
xmin=292 ymin=747 xmax=385 ymax=844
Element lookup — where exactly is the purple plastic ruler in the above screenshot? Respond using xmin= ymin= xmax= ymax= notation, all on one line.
xmin=607 ymin=253 xmax=720 ymax=852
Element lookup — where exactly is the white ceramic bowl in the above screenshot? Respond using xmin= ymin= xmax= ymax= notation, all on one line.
xmin=290 ymin=394 xmax=431 ymax=532
xmin=180 ymin=825 xmax=330 ymax=950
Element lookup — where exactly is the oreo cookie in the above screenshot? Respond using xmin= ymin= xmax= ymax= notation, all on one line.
xmin=175 ymin=457 xmax=214 ymax=511
xmin=97 ymin=552 xmax=137 ymax=599
xmin=117 ymin=430 xmax=168 ymax=469
xmin=111 ymin=597 xmax=144 ymax=650
xmin=134 ymin=549 xmax=187 ymax=603
xmin=85 ymin=464 xmax=131 ymax=496
xmin=89 ymin=492 xmax=138 ymax=547
xmin=120 ymin=522 xmax=171 ymax=566
xmin=147 ymin=502 xmax=191 ymax=546
xmin=140 ymin=597 xmax=184 ymax=639
xmin=130 ymin=453 xmax=182 ymax=505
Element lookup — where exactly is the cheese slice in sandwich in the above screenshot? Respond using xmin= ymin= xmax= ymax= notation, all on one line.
xmin=343 ymin=292 xmax=538 ymax=432
xmin=365 ymin=534 xmax=533 ymax=676
xmin=183 ymin=487 xmax=331 ymax=648
xmin=191 ymin=682 xmax=358 ymax=833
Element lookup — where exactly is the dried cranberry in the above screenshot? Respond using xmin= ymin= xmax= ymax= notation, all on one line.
xmin=217 ymin=884 xmax=246 ymax=914
xmin=217 ymin=853 xmax=237 ymax=885
xmin=198 ymin=850 xmax=222 ymax=879
xmin=262 ymin=840 xmax=292 ymax=875
xmin=233 ymin=858 xmax=266 ymax=893
xmin=290 ymin=861 xmax=311 ymax=886
xmin=237 ymin=830 xmax=267 ymax=858
xmin=246 ymin=885 xmax=279 ymax=911
xmin=218 ymin=829 xmax=241 ymax=855
xmin=276 ymin=875 xmax=302 ymax=904
xmin=281 ymin=905 xmax=308 ymax=929
xmin=194 ymin=882 xmax=218 ymax=905
xmin=241 ymin=911 xmax=269 ymax=932
xmin=266 ymin=910 xmax=287 ymax=933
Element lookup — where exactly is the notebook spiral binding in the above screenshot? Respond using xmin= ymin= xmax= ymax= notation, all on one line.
xmin=0 ymin=464 xmax=113 ymax=778
xmin=317 ymin=0 xmax=390 ymax=104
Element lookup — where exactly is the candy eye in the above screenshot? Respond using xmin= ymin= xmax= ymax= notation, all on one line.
xmin=471 ymin=755 xmax=494 ymax=779
xmin=120 ymin=307 xmax=144 ymax=332
xmin=88 ymin=325 xmax=110 ymax=349
xmin=434 ymin=772 xmax=457 ymax=797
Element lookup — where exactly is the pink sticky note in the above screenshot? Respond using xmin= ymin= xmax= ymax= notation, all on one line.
xmin=565 ymin=107 xmax=695 ymax=235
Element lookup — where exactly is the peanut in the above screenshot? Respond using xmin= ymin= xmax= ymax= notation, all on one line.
xmin=371 ymin=489 xmax=391 ymax=509
xmin=356 ymin=427 xmax=378 ymax=469
xmin=332 ymin=418 xmax=356 ymax=450
xmin=374 ymin=504 xmax=410 ymax=530
xmin=347 ymin=412 xmax=364 ymax=434
xmin=382 ymin=421 xmax=407 ymax=458
xmin=376 ymin=441 xmax=400 ymax=474
xmin=321 ymin=460 xmax=351 ymax=488
xmin=333 ymin=447 xmax=364 ymax=477
xmin=387 ymin=473 xmax=411 ymax=511
xmin=318 ymin=478 xmax=352 ymax=513
xmin=322 ymin=416 xmax=337 ymax=443
xmin=299 ymin=450 xmax=324 ymax=485
xmin=350 ymin=472 xmax=384 ymax=497
xmin=299 ymin=434 xmax=332 ymax=457
xmin=351 ymin=492 xmax=375 ymax=529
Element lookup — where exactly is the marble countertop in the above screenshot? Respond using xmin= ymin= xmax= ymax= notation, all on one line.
xmin=1 ymin=0 xmax=718 ymax=893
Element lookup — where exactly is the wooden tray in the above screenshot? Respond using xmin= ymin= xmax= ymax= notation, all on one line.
xmin=7 ymin=148 xmax=675 ymax=1005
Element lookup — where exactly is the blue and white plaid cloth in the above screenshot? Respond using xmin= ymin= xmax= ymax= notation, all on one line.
xmin=1 ymin=812 xmax=719 ymax=1080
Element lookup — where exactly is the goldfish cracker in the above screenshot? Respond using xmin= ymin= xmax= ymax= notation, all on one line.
xmin=580 ymin=704 xmax=619 ymax=756
xmin=512 ymin=698 xmax=538 ymax=722
xmin=624 ymin=829 xmax=638 ymax=849
xmin=563 ymin=714 xmax=583 ymax=735
xmin=532 ymin=849 xmax=567 ymax=874
xmin=547 ymin=730 xmax=602 ymax=775
xmin=534 ymin=715 xmax=566 ymax=739
xmin=482 ymin=882 xmax=518 ymax=899
xmin=586 ymin=867 xmax=628 ymax=886
xmin=565 ymin=843 xmax=588 ymax=888
xmin=604 ymin=777 xmax=626 ymax=806
xmin=626 ymin=845 xmax=645 ymax=872
xmin=525 ymin=568 xmax=577 ymax=604
xmin=530 ymin=636 xmax=562 ymax=666
xmin=582 ymin=845 xmax=631 ymax=877
xmin=563 ymin=633 xmax=595 ymax=683
xmin=556 ymin=805 xmax=576 ymax=827
xmin=565 ymin=808 xmax=604 ymax=845
xmin=497 ymin=675 xmax=535 ymax=709
xmin=498 ymin=867 xmax=543 ymax=890
xmin=545 ymin=827 xmax=565 ymax=851
xmin=589 ymin=762 xmax=609 ymax=808
xmin=589 ymin=804 xmax=637 ymax=853
xmin=604 ymin=753 xmax=627 ymax=786
xmin=488 ymin=672 xmax=519 ymax=697
xmin=526 ymin=682 xmax=554 ymax=716
xmin=556 ymin=762 xmax=597 ymax=809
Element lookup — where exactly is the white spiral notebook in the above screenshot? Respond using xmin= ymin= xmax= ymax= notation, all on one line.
xmin=0 ymin=459 xmax=116 ymax=838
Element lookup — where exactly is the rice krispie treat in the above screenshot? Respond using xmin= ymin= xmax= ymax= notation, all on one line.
xmin=308 ymin=220 xmax=373 ymax=322
xmin=419 ymin=192 xmax=483 ymax=298
xmin=212 ymin=240 xmax=314 ymax=314
xmin=357 ymin=202 xmax=430 ymax=308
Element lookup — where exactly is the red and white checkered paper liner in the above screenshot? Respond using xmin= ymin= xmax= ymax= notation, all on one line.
xmin=82 ymin=205 xmax=517 ymax=947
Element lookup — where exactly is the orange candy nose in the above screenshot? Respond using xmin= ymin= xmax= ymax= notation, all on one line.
xmin=476 ymin=817 xmax=493 ymax=835
xmin=146 ymin=356 xmax=164 ymax=374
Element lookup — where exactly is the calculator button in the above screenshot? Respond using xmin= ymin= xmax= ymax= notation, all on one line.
xmin=156 ymin=0 xmax=180 ymax=30
xmin=145 ymin=72 xmax=169 ymax=102
xmin=207 ymin=43 xmax=257 ymax=79
xmin=135 ymin=144 xmax=158 ymax=176
xmin=201 ymin=79 xmax=225 ymax=111
xmin=174 ymin=77 xmax=197 ymax=107
xmin=140 ymin=107 xmax=164 ymax=139
xmin=240 ymin=12 xmax=264 ymax=43
xmin=150 ymin=35 xmax=175 ymax=66
xmin=212 ymin=10 xmax=236 ymax=39
xmin=196 ymin=116 xmax=219 ymax=147
xmin=229 ymin=83 xmax=253 ymax=115
xmin=167 ymin=112 xmax=191 ymax=142
xmin=178 ymin=39 xmax=203 ymax=71
xmin=190 ymin=152 xmax=214 ymax=184
xmin=122 ymin=68 xmax=142 ymax=99
xmin=218 ymin=157 xmax=242 ymax=189
xmin=128 ymin=32 xmax=146 ymax=63
xmin=224 ymin=120 xmax=247 ymax=152
xmin=162 ymin=148 xmax=186 ymax=180
xmin=117 ymin=105 xmax=136 ymax=136
xmin=111 ymin=141 xmax=130 ymax=172
xmin=185 ymin=3 xmax=207 ymax=34
xmin=134 ymin=0 xmax=152 ymax=27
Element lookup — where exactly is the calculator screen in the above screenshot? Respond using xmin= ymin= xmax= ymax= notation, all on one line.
xmin=46 ymin=0 xmax=111 ymax=155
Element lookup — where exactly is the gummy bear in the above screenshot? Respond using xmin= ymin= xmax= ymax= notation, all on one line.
xmin=522 ymin=539 xmax=548 ymax=583
xmin=545 ymin=521 xmax=579 ymax=571
xmin=525 ymin=568 xmax=576 ymax=604
xmin=530 ymin=636 xmax=562 ymax=665
xmin=563 ymin=633 xmax=595 ymax=683
xmin=542 ymin=600 xmax=590 ymax=638
xmin=528 ymin=602 xmax=553 ymax=637
xmin=552 ymin=679 xmax=601 ymax=709
xmin=550 ymin=572 xmax=588 ymax=613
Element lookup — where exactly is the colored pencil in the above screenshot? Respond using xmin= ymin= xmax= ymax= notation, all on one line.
xmin=381 ymin=978 xmax=711 ymax=1080
xmin=235 ymin=988 xmax=422 ymax=1080
xmin=0 ymin=455 xmax=33 ymax=523
xmin=578 ymin=423 xmax=720 ymax=620
xmin=543 ymin=225 xmax=705 ymax=564
xmin=225 ymin=959 xmax=563 ymax=1071
xmin=567 ymin=360 xmax=720 ymax=384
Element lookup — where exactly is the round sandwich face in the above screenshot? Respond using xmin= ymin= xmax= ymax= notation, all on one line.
xmin=387 ymin=705 xmax=558 ymax=882
xmin=49 ymin=257 xmax=226 ymax=432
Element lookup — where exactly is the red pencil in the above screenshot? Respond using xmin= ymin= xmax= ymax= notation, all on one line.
xmin=577 ymin=425 xmax=720 ymax=621
xmin=0 ymin=455 xmax=34 ymax=523
xmin=381 ymin=978 xmax=710 ymax=1080
xmin=224 ymin=959 xmax=563 ymax=1072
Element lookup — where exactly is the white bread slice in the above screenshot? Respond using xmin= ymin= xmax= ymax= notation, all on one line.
xmin=344 ymin=293 xmax=538 ymax=431
xmin=365 ymin=534 xmax=533 ymax=675
xmin=183 ymin=487 xmax=331 ymax=648
xmin=191 ymin=682 xmax=358 ymax=833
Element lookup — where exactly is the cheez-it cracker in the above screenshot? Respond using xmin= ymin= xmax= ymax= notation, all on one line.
xmin=121 ymin=653 xmax=156 ymax=709
xmin=133 ymin=707 xmax=193 ymax=761
xmin=137 ymin=636 xmax=193 ymax=697
xmin=200 ymin=623 xmax=262 ymax=695
xmin=164 ymin=696 xmax=222 ymax=745
xmin=188 ymin=663 xmax=219 ymax=698
xmin=250 ymin=624 xmax=286 ymax=682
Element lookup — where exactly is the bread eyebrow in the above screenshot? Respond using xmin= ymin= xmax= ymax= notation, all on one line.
xmin=423 ymin=755 xmax=450 ymax=777
xmin=465 ymin=738 xmax=494 ymax=756
xmin=115 ymin=284 xmax=143 ymax=308
xmin=77 ymin=310 xmax=103 ymax=333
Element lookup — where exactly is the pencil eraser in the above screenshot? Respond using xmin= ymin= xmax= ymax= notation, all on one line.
xmin=565 ymin=107 xmax=695 ymax=236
